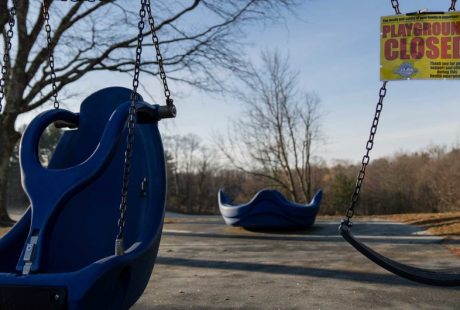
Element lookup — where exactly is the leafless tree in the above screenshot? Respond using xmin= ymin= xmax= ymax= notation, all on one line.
xmin=0 ymin=0 xmax=298 ymax=225
xmin=164 ymin=133 xmax=218 ymax=213
xmin=217 ymin=51 xmax=323 ymax=202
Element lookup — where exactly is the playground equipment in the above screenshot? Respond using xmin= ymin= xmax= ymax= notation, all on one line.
xmin=219 ymin=189 xmax=322 ymax=229
xmin=0 ymin=1 xmax=175 ymax=308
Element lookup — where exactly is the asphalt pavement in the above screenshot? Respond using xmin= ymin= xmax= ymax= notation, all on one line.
xmin=132 ymin=214 xmax=460 ymax=310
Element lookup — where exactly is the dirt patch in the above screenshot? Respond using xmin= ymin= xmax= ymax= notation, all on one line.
xmin=446 ymin=245 xmax=460 ymax=256
xmin=0 ymin=227 xmax=10 ymax=238
xmin=163 ymin=218 xmax=184 ymax=224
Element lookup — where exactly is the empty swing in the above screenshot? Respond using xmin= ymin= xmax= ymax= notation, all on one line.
xmin=0 ymin=1 xmax=175 ymax=309
xmin=339 ymin=0 xmax=460 ymax=287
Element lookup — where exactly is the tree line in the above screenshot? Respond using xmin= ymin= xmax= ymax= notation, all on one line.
xmin=164 ymin=140 xmax=460 ymax=216
xmin=6 ymin=129 xmax=460 ymax=216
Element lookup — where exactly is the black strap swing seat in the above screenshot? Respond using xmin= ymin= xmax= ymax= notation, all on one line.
xmin=0 ymin=87 xmax=167 ymax=309
xmin=340 ymin=223 xmax=460 ymax=287
xmin=340 ymin=82 xmax=460 ymax=287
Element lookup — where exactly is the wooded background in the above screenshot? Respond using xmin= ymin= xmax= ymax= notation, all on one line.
xmin=8 ymin=135 xmax=459 ymax=216
xmin=164 ymin=140 xmax=460 ymax=215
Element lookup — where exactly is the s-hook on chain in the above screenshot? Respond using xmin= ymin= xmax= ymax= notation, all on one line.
xmin=342 ymin=82 xmax=388 ymax=227
xmin=450 ymin=0 xmax=457 ymax=11
xmin=115 ymin=0 xmax=147 ymax=256
xmin=0 ymin=6 xmax=16 ymax=113
xmin=391 ymin=0 xmax=401 ymax=15
xmin=42 ymin=1 xmax=60 ymax=109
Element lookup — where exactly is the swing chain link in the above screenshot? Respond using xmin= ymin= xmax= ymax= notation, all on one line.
xmin=115 ymin=0 xmax=147 ymax=256
xmin=391 ymin=0 xmax=401 ymax=15
xmin=146 ymin=0 xmax=173 ymax=108
xmin=342 ymin=82 xmax=387 ymax=226
xmin=42 ymin=1 xmax=60 ymax=109
xmin=0 ymin=6 xmax=16 ymax=113
xmin=450 ymin=0 xmax=457 ymax=11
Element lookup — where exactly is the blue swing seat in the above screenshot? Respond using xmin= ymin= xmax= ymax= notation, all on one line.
xmin=0 ymin=87 xmax=166 ymax=310
xmin=218 ymin=189 xmax=322 ymax=229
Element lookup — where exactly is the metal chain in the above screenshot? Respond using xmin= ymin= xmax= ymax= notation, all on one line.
xmin=115 ymin=0 xmax=147 ymax=256
xmin=390 ymin=0 xmax=401 ymax=14
xmin=42 ymin=1 xmax=60 ymax=109
xmin=391 ymin=0 xmax=456 ymax=13
xmin=341 ymin=1 xmax=456 ymax=227
xmin=343 ymin=82 xmax=388 ymax=224
xmin=0 ymin=6 xmax=16 ymax=113
xmin=145 ymin=0 xmax=172 ymax=107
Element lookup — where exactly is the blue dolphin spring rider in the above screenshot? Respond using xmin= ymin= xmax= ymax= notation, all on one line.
xmin=339 ymin=0 xmax=460 ymax=287
xmin=0 ymin=0 xmax=176 ymax=309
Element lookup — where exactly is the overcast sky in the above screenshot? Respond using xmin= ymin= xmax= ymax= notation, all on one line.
xmin=20 ymin=0 xmax=460 ymax=165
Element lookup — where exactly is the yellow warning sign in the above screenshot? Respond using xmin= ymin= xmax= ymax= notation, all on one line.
xmin=381 ymin=12 xmax=460 ymax=80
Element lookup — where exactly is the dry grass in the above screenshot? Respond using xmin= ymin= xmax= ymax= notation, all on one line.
xmin=381 ymin=212 xmax=460 ymax=257
xmin=382 ymin=212 xmax=460 ymax=236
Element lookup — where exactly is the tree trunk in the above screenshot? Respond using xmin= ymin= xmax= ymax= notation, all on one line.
xmin=0 ymin=1 xmax=8 ymax=35
xmin=306 ymin=163 xmax=311 ymax=202
xmin=0 ymin=124 xmax=21 ymax=227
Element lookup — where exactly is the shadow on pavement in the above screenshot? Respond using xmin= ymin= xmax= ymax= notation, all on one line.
xmin=155 ymin=256 xmax=441 ymax=288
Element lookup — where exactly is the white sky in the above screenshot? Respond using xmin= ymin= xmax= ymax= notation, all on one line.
xmin=17 ymin=0 xmax=460 ymax=164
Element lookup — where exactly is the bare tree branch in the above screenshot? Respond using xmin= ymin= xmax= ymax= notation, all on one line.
xmin=0 ymin=0 xmax=299 ymax=224
xmin=219 ymin=51 xmax=322 ymax=202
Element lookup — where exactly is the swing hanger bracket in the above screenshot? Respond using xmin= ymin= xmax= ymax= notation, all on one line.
xmin=339 ymin=219 xmax=353 ymax=232
xmin=406 ymin=9 xmax=445 ymax=16
xmin=136 ymin=99 xmax=176 ymax=123
xmin=157 ymin=99 xmax=176 ymax=119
